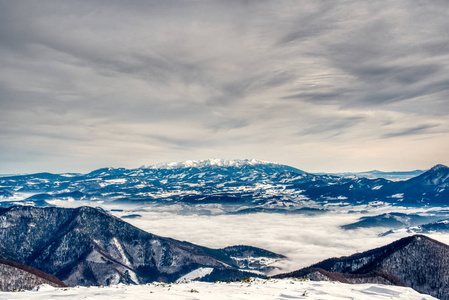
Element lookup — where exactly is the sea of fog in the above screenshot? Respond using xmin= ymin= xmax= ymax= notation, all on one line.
xmin=102 ymin=205 xmax=449 ymax=274
xmin=44 ymin=200 xmax=449 ymax=274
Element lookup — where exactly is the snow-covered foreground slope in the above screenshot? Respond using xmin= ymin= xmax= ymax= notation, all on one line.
xmin=0 ymin=278 xmax=436 ymax=300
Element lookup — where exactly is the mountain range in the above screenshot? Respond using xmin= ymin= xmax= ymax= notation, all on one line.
xmin=0 ymin=160 xmax=448 ymax=211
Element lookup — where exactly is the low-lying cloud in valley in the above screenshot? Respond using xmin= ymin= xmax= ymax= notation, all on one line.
xmin=108 ymin=207 xmax=449 ymax=274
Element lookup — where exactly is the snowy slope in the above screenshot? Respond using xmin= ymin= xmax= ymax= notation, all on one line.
xmin=0 ymin=278 xmax=436 ymax=300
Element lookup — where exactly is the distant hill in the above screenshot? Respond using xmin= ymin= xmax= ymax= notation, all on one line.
xmin=341 ymin=212 xmax=447 ymax=230
xmin=0 ymin=188 xmax=13 ymax=198
xmin=274 ymin=235 xmax=449 ymax=299
xmin=381 ymin=218 xmax=449 ymax=236
xmin=297 ymin=164 xmax=449 ymax=206
xmin=317 ymin=169 xmax=426 ymax=181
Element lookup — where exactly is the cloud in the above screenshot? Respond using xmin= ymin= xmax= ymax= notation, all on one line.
xmin=298 ymin=116 xmax=365 ymax=138
xmin=382 ymin=124 xmax=440 ymax=138
xmin=106 ymin=205 xmax=449 ymax=273
xmin=0 ymin=0 xmax=448 ymax=173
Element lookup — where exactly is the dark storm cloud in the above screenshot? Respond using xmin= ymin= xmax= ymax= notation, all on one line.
xmin=0 ymin=0 xmax=448 ymax=173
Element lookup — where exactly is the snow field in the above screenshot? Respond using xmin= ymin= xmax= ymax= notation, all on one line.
xmin=0 ymin=278 xmax=436 ymax=300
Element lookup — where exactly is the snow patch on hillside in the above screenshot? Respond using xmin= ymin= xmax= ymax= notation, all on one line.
xmin=99 ymin=179 xmax=127 ymax=187
xmin=177 ymin=267 xmax=214 ymax=281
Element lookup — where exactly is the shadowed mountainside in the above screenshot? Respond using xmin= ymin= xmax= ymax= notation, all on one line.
xmin=0 ymin=206 xmax=283 ymax=286
xmin=275 ymin=235 xmax=449 ymax=299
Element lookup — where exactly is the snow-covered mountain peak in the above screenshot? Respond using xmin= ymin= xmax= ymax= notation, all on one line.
xmin=147 ymin=159 xmax=276 ymax=169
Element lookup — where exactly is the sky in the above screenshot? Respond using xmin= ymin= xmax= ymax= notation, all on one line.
xmin=1 ymin=0 xmax=448 ymax=174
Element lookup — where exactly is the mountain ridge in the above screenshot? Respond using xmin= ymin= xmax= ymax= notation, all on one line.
xmin=0 ymin=206 xmax=283 ymax=286
xmin=274 ymin=234 xmax=449 ymax=299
